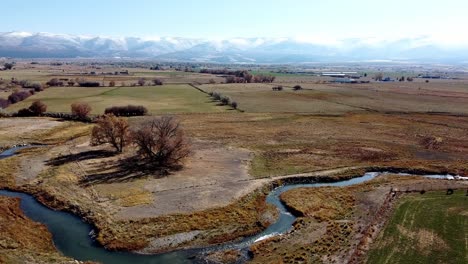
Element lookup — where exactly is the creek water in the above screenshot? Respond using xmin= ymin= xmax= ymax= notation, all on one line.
xmin=0 ymin=147 xmax=456 ymax=264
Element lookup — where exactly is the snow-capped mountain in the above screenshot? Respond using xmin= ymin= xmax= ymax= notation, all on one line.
xmin=1 ymin=31 xmax=467 ymax=63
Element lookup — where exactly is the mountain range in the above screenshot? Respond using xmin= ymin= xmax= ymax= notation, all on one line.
xmin=1 ymin=31 xmax=467 ymax=64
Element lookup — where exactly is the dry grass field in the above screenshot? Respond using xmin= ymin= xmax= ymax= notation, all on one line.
xmin=1 ymin=64 xmax=468 ymax=263
xmin=199 ymin=80 xmax=468 ymax=114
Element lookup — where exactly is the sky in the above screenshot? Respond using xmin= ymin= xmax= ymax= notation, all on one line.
xmin=2 ymin=0 xmax=468 ymax=44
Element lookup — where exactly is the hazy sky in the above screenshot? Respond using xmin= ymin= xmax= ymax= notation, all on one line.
xmin=2 ymin=0 xmax=467 ymax=43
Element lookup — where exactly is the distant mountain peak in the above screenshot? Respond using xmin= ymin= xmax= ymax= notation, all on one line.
xmin=0 ymin=31 xmax=467 ymax=63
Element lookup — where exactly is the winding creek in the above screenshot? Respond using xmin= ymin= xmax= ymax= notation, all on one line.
xmin=0 ymin=146 xmax=460 ymax=264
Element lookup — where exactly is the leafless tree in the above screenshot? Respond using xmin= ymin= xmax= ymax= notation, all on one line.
xmin=71 ymin=102 xmax=92 ymax=119
xmin=138 ymin=78 xmax=146 ymax=86
xmin=91 ymin=114 xmax=130 ymax=153
xmin=132 ymin=116 xmax=190 ymax=167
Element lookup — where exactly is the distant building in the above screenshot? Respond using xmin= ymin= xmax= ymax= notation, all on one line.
xmin=321 ymin=72 xmax=360 ymax=78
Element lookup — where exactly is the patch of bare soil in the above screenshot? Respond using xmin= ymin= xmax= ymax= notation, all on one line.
xmin=69 ymin=139 xmax=262 ymax=219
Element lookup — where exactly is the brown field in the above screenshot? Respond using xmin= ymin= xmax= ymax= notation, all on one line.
xmin=199 ymin=81 xmax=468 ymax=114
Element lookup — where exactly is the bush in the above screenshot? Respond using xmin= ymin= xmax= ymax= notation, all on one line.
xmin=132 ymin=116 xmax=190 ymax=167
xmin=109 ymin=80 xmax=116 ymax=87
xmin=8 ymin=90 xmax=32 ymax=104
xmin=46 ymin=78 xmax=63 ymax=87
xmin=0 ymin=98 xmax=10 ymax=109
xmin=71 ymin=102 xmax=92 ymax=120
xmin=31 ymin=83 xmax=43 ymax=92
xmin=209 ymin=79 xmax=216 ymax=84
xmin=212 ymin=92 xmax=221 ymax=100
xmin=78 ymin=81 xmax=100 ymax=87
xmin=138 ymin=78 xmax=146 ymax=86
xmin=3 ymin=63 xmax=14 ymax=70
xmin=104 ymin=105 xmax=148 ymax=116
xmin=152 ymin=79 xmax=163 ymax=85
xmin=16 ymin=108 xmax=34 ymax=117
xmin=29 ymin=100 xmax=47 ymax=116
xmin=272 ymin=85 xmax=283 ymax=91
xmin=91 ymin=114 xmax=130 ymax=153
xmin=231 ymin=101 xmax=238 ymax=109
xmin=220 ymin=96 xmax=230 ymax=105
xmin=293 ymin=85 xmax=302 ymax=91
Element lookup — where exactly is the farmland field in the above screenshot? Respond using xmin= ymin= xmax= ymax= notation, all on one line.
xmin=367 ymin=191 xmax=468 ymax=264
xmin=200 ymin=81 xmax=468 ymax=114
xmin=6 ymin=84 xmax=227 ymax=114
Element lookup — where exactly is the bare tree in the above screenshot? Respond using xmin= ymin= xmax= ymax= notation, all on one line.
xmin=152 ymin=78 xmax=163 ymax=85
xmin=138 ymin=78 xmax=146 ymax=86
xmin=132 ymin=116 xmax=190 ymax=167
xmin=71 ymin=102 xmax=92 ymax=119
xmin=91 ymin=114 xmax=130 ymax=153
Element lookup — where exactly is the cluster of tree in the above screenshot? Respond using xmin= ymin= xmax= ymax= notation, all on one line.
xmin=78 ymin=81 xmax=100 ymax=87
xmin=15 ymin=100 xmax=47 ymax=117
xmin=91 ymin=115 xmax=190 ymax=168
xmin=398 ymin=76 xmax=414 ymax=82
xmin=225 ymin=72 xmax=275 ymax=83
xmin=136 ymin=78 xmax=164 ymax=86
xmin=46 ymin=78 xmax=64 ymax=87
xmin=11 ymin=79 xmax=44 ymax=91
xmin=208 ymin=92 xmax=238 ymax=109
xmin=2 ymin=63 xmax=14 ymax=70
xmin=7 ymin=90 xmax=34 ymax=104
xmin=104 ymin=105 xmax=148 ymax=116
xmin=200 ymin=69 xmax=275 ymax=83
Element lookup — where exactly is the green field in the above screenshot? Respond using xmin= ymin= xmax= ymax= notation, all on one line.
xmin=367 ymin=191 xmax=467 ymax=264
xmin=7 ymin=85 xmax=227 ymax=114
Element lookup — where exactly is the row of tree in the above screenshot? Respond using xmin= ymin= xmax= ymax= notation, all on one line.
xmin=208 ymin=92 xmax=238 ymax=109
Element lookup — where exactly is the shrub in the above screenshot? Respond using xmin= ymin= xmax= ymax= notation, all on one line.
xmin=91 ymin=114 xmax=130 ymax=153
xmin=420 ymin=135 xmax=443 ymax=149
xmin=272 ymin=85 xmax=283 ymax=91
xmin=231 ymin=101 xmax=238 ymax=109
xmin=109 ymin=80 xmax=116 ymax=87
xmin=67 ymin=80 xmax=76 ymax=86
xmin=3 ymin=63 xmax=14 ymax=70
xmin=293 ymin=85 xmax=302 ymax=91
xmin=138 ymin=78 xmax=146 ymax=86
xmin=71 ymin=102 xmax=92 ymax=120
xmin=31 ymin=83 xmax=43 ymax=92
xmin=152 ymin=79 xmax=163 ymax=85
xmin=220 ymin=96 xmax=230 ymax=105
xmin=46 ymin=78 xmax=63 ymax=87
xmin=16 ymin=108 xmax=34 ymax=117
xmin=0 ymin=98 xmax=10 ymax=109
xmin=209 ymin=79 xmax=216 ymax=84
xmin=212 ymin=92 xmax=221 ymax=100
xmin=29 ymin=100 xmax=47 ymax=116
xmin=78 ymin=81 xmax=100 ymax=87
xmin=132 ymin=116 xmax=190 ymax=167
xmin=8 ymin=90 xmax=32 ymax=104
xmin=104 ymin=105 xmax=148 ymax=116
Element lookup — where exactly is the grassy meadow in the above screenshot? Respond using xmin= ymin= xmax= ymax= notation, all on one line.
xmin=367 ymin=191 xmax=468 ymax=264
xmin=7 ymin=84 xmax=227 ymax=114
